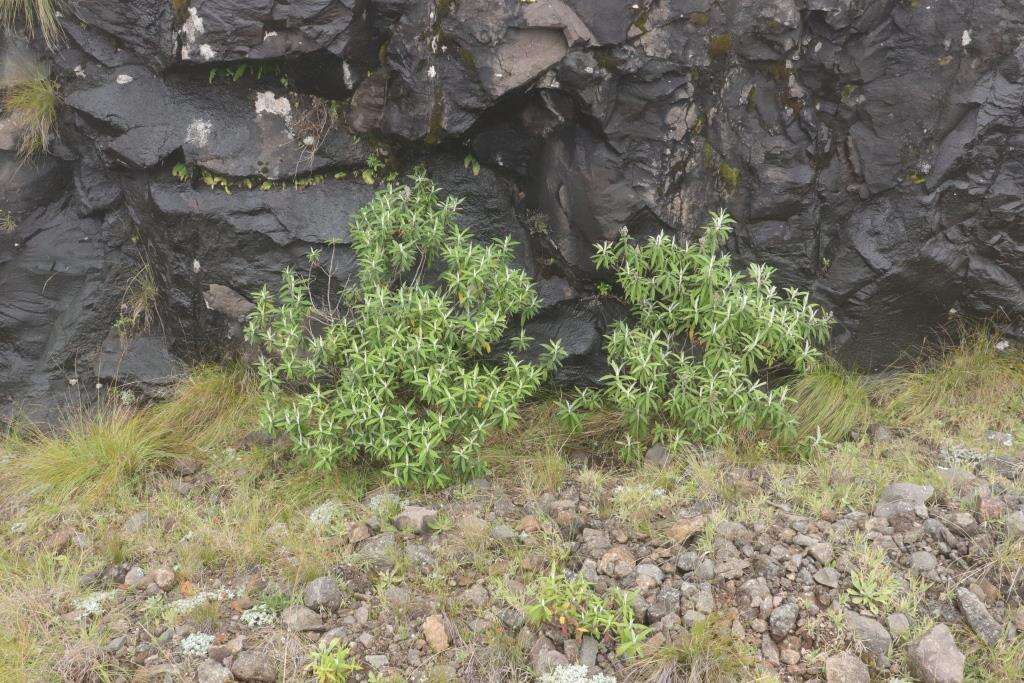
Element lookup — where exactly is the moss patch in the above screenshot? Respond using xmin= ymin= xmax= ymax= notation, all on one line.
xmin=708 ymin=34 xmax=732 ymax=59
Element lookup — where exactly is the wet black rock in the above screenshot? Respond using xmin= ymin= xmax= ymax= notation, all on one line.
xmin=3 ymin=0 xmax=1024 ymax=416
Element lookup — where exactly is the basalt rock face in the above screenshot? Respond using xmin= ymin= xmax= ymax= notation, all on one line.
xmin=2 ymin=0 xmax=1023 ymax=416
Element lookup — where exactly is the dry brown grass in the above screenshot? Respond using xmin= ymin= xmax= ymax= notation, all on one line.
xmin=2 ymin=72 xmax=58 ymax=159
xmin=0 ymin=0 xmax=63 ymax=48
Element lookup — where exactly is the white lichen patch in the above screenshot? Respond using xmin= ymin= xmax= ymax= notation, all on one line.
xmin=180 ymin=8 xmax=208 ymax=61
xmin=308 ymin=500 xmax=346 ymax=529
xmin=254 ymin=91 xmax=293 ymax=124
xmin=182 ymin=7 xmax=205 ymax=44
xmin=73 ymin=590 xmax=117 ymax=620
xmin=181 ymin=632 xmax=214 ymax=658
xmin=241 ymin=603 xmax=277 ymax=627
xmin=342 ymin=61 xmax=353 ymax=89
xmin=164 ymin=589 xmax=235 ymax=619
xmin=116 ymin=74 xmax=134 ymax=85
xmin=185 ymin=119 xmax=213 ymax=148
xmin=539 ymin=665 xmax=617 ymax=683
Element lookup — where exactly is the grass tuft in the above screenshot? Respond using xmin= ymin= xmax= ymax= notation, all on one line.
xmin=2 ymin=72 xmax=58 ymax=159
xmin=114 ymin=263 xmax=159 ymax=335
xmin=0 ymin=0 xmax=63 ymax=48
xmin=880 ymin=329 xmax=1024 ymax=438
xmin=787 ymin=360 xmax=877 ymax=444
xmin=2 ymin=367 xmax=256 ymax=507
xmin=964 ymin=631 xmax=1024 ymax=682
xmin=627 ymin=614 xmax=766 ymax=682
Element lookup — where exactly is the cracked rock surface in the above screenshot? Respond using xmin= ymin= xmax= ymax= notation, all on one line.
xmin=3 ymin=0 xmax=1024 ymax=415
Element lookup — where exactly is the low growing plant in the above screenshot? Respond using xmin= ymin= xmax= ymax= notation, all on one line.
xmin=562 ymin=211 xmax=832 ymax=458
xmin=846 ymin=543 xmax=900 ymax=616
xmin=526 ymin=569 xmax=650 ymax=657
xmin=308 ymin=639 xmax=361 ymax=683
xmin=246 ymin=170 xmax=565 ymax=487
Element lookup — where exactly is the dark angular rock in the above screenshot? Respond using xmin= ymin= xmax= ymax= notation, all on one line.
xmin=844 ymin=611 xmax=892 ymax=669
xmin=907 ymin=624 xmax=965 ymax=683
xmin=955 ymin=587 xmax=1001 ymax=646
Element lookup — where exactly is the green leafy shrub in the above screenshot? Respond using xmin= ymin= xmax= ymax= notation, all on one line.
xmin=246 ymin=170 xmax=564 ymax=487
xmin=562 ymin=211 xmax=831 ymax=458
xmin=526 ymin=570 xmax=650 ymax=657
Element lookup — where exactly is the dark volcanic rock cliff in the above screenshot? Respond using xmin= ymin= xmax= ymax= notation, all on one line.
xmin=2 ymin=0 xmax=1023 ymax=416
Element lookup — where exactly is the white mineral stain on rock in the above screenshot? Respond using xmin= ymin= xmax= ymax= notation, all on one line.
xmin=185 ymin=119 xmax=212 ymax=147
xmin=255 ymin=91 xmax=292 ymax=124
xmin=116 ymin=74 xmax=134 ymax=85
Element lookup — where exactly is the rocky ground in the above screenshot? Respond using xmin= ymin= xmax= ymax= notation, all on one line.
xmin=2 ymin=406 xmax=1023 ymax=682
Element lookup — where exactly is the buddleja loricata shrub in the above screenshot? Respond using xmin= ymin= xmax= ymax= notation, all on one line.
xmin=246 ymin=170 xmax=565 ymax=487
xmin=561 ymin=211 xmax=832 ymax=459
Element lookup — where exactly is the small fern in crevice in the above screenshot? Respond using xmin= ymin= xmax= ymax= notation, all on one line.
xmin=0 ymin=209 xmax=15 ymax=233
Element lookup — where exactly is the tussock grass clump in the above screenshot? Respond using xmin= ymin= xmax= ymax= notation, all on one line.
xmin=880 ymin=330 xmax=1024 ymax=437
xmin=779 ymin=328 xmax=1024 ymax=448
xmin=963 ymin=629 xmax=1024 ymax=682
xmin=3 ymin=367 xmax=256 ymax=506
xmin=2 ymin=73 xmax=58 ymax=159
xmin=0 ymin=550 xmax=115 ymax=681
xmin=0 ymin=0 xmax=62 ymax=48
xmin=787 ymin=360 xmax=877 ymax=444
